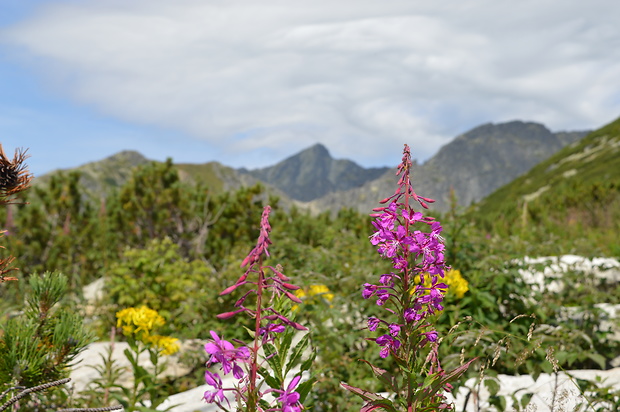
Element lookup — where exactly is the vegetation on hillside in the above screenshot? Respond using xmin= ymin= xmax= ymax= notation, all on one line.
xmin=471 ymin=116 xmax=620 ymax=256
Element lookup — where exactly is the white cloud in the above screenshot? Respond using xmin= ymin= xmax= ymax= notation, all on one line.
xmin=2 ymin=0 xmax=620 ymax=167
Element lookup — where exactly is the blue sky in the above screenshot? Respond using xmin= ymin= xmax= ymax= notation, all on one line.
xmin=1 ymin=1 xmax=620 ymax=178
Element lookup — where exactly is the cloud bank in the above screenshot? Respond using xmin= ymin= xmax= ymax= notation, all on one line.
xmin=2 ymin=0 xmax=620 ymax=167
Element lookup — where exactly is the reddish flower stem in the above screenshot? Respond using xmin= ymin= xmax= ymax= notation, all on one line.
xmin=247 ymin=259 xmax=264 ymax=412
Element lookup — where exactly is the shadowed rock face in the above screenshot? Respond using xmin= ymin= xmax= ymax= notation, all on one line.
xmin=240 ymin=143 xmax=390 ymax=202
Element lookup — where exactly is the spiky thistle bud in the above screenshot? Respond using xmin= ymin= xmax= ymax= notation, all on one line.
xmin=0 ymin=144 xmax=33 ymax=203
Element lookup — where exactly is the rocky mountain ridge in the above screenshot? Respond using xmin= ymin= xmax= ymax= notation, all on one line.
xmin=33 ymin=120 xmax=590 ymax=214
xmin=239 ymin=143 xmax=390 ymax=202
xmin=306 ymin=121 xmax=589 ymax=214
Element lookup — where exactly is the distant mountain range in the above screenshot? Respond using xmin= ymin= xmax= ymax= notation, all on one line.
xmin=34 ymin=119 xmax=592 ymax=214
xmin=305 ymin=121 xmax=588 ymax=213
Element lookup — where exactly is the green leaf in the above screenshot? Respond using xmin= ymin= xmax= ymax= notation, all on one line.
xmin=540 ymin=360 xmax=553 ymax=374
xmin=258 ymin=399 xmax=271 ymax=410
xmin=484 ymin=378 xmax=500 ymax=396
xmin=520 ymin=392 xmax=534 ymax=409
xmin=123 ymin=348 xmax=139 ymax=369
xmin=285 ymin=333 xmax=310 ymax=374
xmin=278 ymin=327 xmax=295 ymax=359
xmin=489 ymin=395 xmax=506 ymax=411
xmin=149 ymin=348 xmax=159 ymax=366
xmin=359 ymin=360 xmax=399 ymax=392
xmin=263 ymin=343 xmax=284 ymax=381
xmin=242 ymin=325 xmax=256 ymax=340
xmin=296 ymin=377 xmax=316 ymax=403
xmin=257 ymin=366 xmax=281 ymax=389
xmin=587 ymin=353 xmax=606 ymax=369
xmin=340 ymin=382 xmax=387 ymax=403
xmin=299 ymin=349 xmax=316 ymax=372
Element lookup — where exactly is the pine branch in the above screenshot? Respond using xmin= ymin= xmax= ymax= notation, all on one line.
xmin=0 ymin=378 xmax=70 ymax=411
xmin=58 ymin=405 xmax=124 ymax=412
xmin=0 ymin=387 xmax=24 ymax=403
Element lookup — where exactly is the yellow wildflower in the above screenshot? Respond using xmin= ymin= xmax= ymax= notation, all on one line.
xmin=293 ymin=284 xmax=334 ymax=310
xmin=412 ymin=270 xmax=469 ymax=299
xmin=444 ymin=269 xmax=469 ymax=299
xmin=116 ymin=306 xmax=166 ymax=341
xmin=294 ymin=284 xmax=334 ymax=301
xmin=147 ymin=335 xmax=181 ymax=356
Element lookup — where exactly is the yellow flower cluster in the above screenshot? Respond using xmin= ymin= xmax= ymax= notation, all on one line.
xmin=443 ymin=269 xmax=469 ymax=299
xmin=293 ymin=284 xmax=334 ymax=311
xmin=412 ymin=269 xmax=469 ymax=299
xmin=295 ymin=284 xmax=335 ymax=302
xmin=146 ymin=334 xmax=180 ymax=356
xmin=116 ymin=306 xmax=179 ymax=355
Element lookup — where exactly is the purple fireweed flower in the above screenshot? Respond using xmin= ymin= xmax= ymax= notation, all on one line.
xmin=392 ymin=256 xmax=408 ymax=270
xmin=363 ymin=144 xmax=450 ymax=359
xmin=362 ymin=283 xmax=377 ymax=299
xmin=368 ymin=317 xmax=380 ymax=331
xmin=263 ymin=313 xmax=309 ymax=331
xmin=402 ymin=208 xmax=423 ymax=224
xmin=259 ymin=323 xmax=286 ymax=344
xmin=203 ymin=370 xmax=226 ymax=404
xmin=404 ymin=307 xmax=424 ymax=323
xmin=206 ymin=205 xmax=312 ymax=411
xmin=379 ymin=273 xmax=395 ymax=286
xmin=216 ymin=308 xmax=247 ymax=319
xmin=421 ymin=330 xmax=439 ymax=343
xmin=204 ymin=331 xmax=250 ymax=378
xmin=417 ymin=283 xmax=448 ymax=313
xmin=388 ymin=323 xmax=401 ymax=337
xmin=375 ymin=334 xmax=401 ymax=358
xmin=260 ymin=322 xmax=286 ymax=335
xmin=375 ymin=289 xmax=390 ymax=306
xmin=277 ymin=375 xmax=302 ymax=412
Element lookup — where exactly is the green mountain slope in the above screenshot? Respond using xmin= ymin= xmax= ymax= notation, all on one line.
xmin=471 ymin=116 xmax=620 ymax=253
xmin=33 ymin=150 xmax=150 ymax=195
xmin=35 ymin=152 xmax=294 ymax=208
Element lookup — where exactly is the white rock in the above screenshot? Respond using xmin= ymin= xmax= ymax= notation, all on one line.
xmin=517 ymin=255 xmax=620 ymax=293
xmin=69 ymin=341 xmax=199 ymax=393
xmin=447 ymin=368 xmax=620 ymax=411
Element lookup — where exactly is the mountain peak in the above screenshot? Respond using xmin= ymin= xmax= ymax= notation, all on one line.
xmin=102 ymin=150 xmax=149 ymax=165
xmin=242 ymin=143 xmax=389 ymax=201
xmin=292 ymin=143 xmax=331 ymax=162
xmin=305 ymin=142 xmax=330 ymax=154
xmin=418 ymin=120 xmax=588 ymax=210
xmin=456 ymin=120 xmax=552 ymax=143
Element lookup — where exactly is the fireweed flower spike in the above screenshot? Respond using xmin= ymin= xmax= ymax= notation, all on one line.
xmin=342 ymin=144 xmax=475 ymax=411
xmin=204 ymin=205 xmax=310 ymax=412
